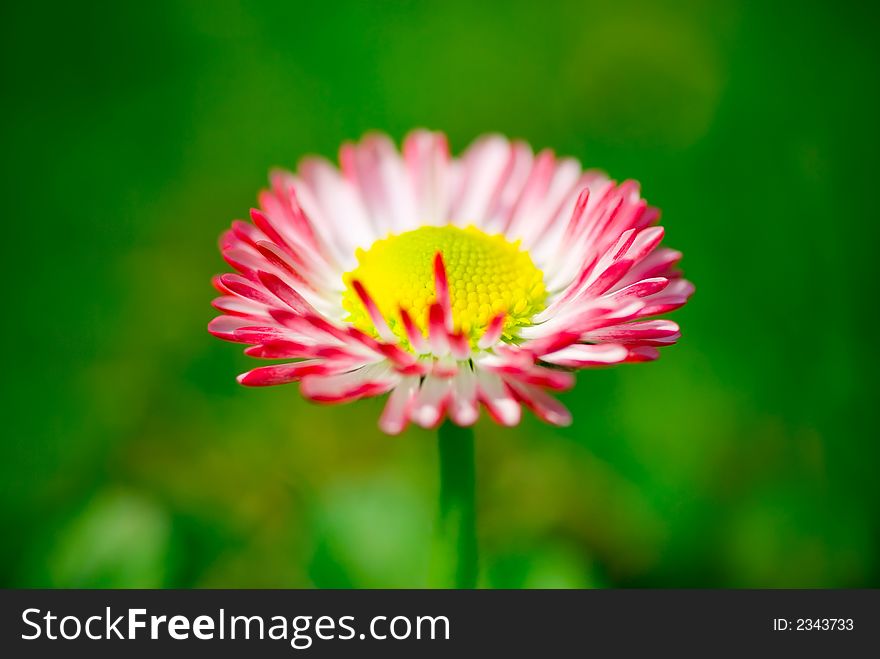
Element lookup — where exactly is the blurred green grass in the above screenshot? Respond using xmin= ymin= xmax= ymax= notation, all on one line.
xmin=1 ymin=0 xmax=878 ymax=588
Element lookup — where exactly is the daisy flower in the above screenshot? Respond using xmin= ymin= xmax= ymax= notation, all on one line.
xmin=209 ymin=131 xmax=693 ymax=434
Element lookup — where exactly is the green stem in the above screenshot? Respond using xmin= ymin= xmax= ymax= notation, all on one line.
xmin=430 ymin=420 xmax=478 ymax=588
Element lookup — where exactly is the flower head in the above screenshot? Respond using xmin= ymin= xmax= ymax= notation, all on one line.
xmin=210 ymin=131 xmax=693 ymax=433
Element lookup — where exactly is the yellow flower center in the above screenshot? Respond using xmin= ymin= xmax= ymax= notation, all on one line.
xmin=342 ymin=225 xmax=547 ymax=347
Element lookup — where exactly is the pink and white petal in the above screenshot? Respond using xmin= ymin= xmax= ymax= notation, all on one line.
xmin=403 ymin=129 xmax=451 ymax=224
xmin=518 ymin=329 xmax=582 ymax=357
xmin=297 ymin=156 xmax=377 ymax=256
xmin=621 ymin=225 xmax=665 ymax=266
xmin=573 ymin=299 xmax=648 ymax=333
xmin=345 ymin=328 xmax=426 ymax=374
xmin=379 ymin=376 xmax=420 ymax=435
xmin=449 ymin=366 xmax=479 ymax=426
xmin=518 ymin=365 xmax=575 ymax=390
xmin=516 ymin=158 xmax=585 ymax=250
xmin=253 ymin=205 xmax=335 ymax=285
xmin=481 ymin=358 xmax=575 ymax=390
xmin=636 ymin=278 xmax=695 ymax=317
xmin=448 ymin=331 xmax=471 ymax=361
xmin=293 ymin=317 xmax=389 ymax=363
xmin=249 ymin=207 xmax=300 ymax=261
xmin=559 ymin=224 xmax=637 ymax=301
xmin=211 ymin=295 xmax=270 ymax=318
xmin=238 ymin=359 xmax=356 ymax=387
xmin=604 ymin=277 xmax=669 ymax=302
xmin=530 ymin=171 xmax=612 ymax=265
xmin=229 ymin=219 xmax=266 ymax=249
xmin=574 ymin=187 xmax=626 ymax=261
xmin=427 ymin=302 xmax=451 ymax=356
xmin=579 ymin=258 xmax=635 ymax=299
xmin=617 ymin=248 xmax=683 ymax=286
xmin=542 ymin=228 xmax=605 ymax=295
xmin=433 ymin=252 xmax=452 ymax=327
xmin=410 ymin=375 xmax=452 ymax=429
xmin=451 ymin=135 xmax=515 ymax=224
xmin=266 ymin=173 xmax=339 ymax=266
xmin=399 ymin=307 xmax=429 ymax=354
xmin=589 ymin=180 xmax=643 ymax=248
xmin=541 ymin=343 xmax=630 ymax=367
xmin=252 ymin=240 xmax=310 ymax=286
xmin=507 ymin=152 xmax=586 ymax=249
xmin=639 ymin=277 xmax=694 ymax=305
xmin=300 ymin=364 xmax=399 ymax=403
xmin=625 ymin=346 xmax=661 ymax=362
xmin=208 ymin=315 xmax=258 ymax=342
xmin=231 ymin=325 xmax=305 ymax=345
xmin=475 ymin=369 xmax=521 ymax=426
xmin=477 ymin=313 xmax=506 ymax=350
xmin=258 ymin=271 xmax=320 ymax=316
xmin=500 ymin=148 xmax=556 ymax=237
xmin=221 ymin=246 xmax=266 ymax=280
xmin=244 ymin=340 xmax=316 ymax=359
xmin=482 ymin=140 xmax=535 ymax=232
xmin=251 ymin=243 xmax=342 ymax=318
xmin=282 ymin=313 xmax=353 ymax=345
xmin=532 ymin=188 xmax=593 ymax=292
xmin=287 ymin=187 xmax=353 ymax=269
xmin=431 ymin=355 xmax=459 ymax=378
xmin=312 ymin=344 xmax=383 ymax=364
xmin=341 ymin=133 xmax=418 ymax=233
xmin=219 ymin=273 xmax=277 ymax=307
xmin=525 ymin=299 xmax=646 ymax=340
xmin=583 ymin=319 xmax=681 ymax=345
xmin=506 ymin=380 xmax=572 ymax=426
xmin=659 ymin=277 xmax=694 ymax=298
xmin=350 ymin=280 xmax=397 ymax=343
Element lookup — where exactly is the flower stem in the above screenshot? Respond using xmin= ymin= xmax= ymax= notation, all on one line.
xmin=430 ymin=420 xmax=478 ymax=588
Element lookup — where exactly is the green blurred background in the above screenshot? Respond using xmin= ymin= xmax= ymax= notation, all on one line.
xmin=2 ymin=0 xmax=878 ymax=588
